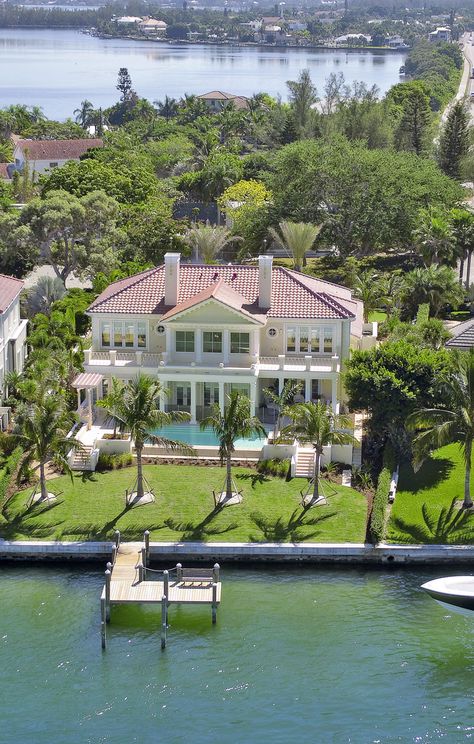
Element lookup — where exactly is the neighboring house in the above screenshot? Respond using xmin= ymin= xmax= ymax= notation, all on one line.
xmin=263 ymin=24 xmax=283 ymax=42
xmin=446 ymin=319 xmax=474 ymax=350
xmin=81 ymin=253 xmax=366 ymax=429
xmin=138 ymin=18 xmax=167 ymax=36
xmin=335 ymin=33 xmax=371 ymax=45
xmin=0 ymin=163 xmax=13 ymax=181
xmin=285 ymin=19 xmax=308 ymax=32
xmin=0 ymin=275 xmax=27 ymax=406
xmin=115 ymin=15 xmax=142 ymax=25
xmin=386 ymin=35 xmax=408 ymax=48
xmin=197 ymin=91 xmax=250 ymax=111
xmin=12 ymin=138 xmax=104 ymax=179
xmin=429 ymin=26 xmax=452 ymax=42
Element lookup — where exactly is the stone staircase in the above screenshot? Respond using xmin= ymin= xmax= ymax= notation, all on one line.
xmin=70 ymin=445 xmax=98 ymax=471
xmin=293 ymin=447 xmax=315 ymax=478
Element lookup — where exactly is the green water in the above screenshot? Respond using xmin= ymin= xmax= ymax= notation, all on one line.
xmin=1 ymin=566 xmax=473 ymax=743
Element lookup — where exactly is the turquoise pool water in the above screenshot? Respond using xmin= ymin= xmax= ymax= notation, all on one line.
xmin=1 ymin=566 xmax=473 ymax=743
xmin=149 ymin=423 xmax=267 ymax=449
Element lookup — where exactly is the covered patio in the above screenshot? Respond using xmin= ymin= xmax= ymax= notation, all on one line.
xmin=72 ymin=372 xmax=104 ymax=430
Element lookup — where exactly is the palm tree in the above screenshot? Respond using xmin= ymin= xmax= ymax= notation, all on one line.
xmin=269 ymin=221 xmax=322 ymax=271
xmin=400 ymin=266 xmax=463 ymax=319
xmin=155 ymin=96 xmax=178 ymax=122
xmin=353 ymin=270 xmax=388 ymax=324
xmin=15 ymin=391 xmax=79 ymax=502
xmin=96 ymin=377 xmax=123 ymax=438
xmin=262 ymin=379 xmax=303 ymax=436
xmin=414 ymin=209 xmax=456 ymax=268
xmin=184 ymin=222 xmax=241 ymax=264
xmin=200 ymin=391 xmax=266 ymax=501
xmin=281 ymin=401 xmax=356 ymax=506
xmin=26 ymin=276 xmax=66 ymax=317
xmin=73 ymin=100 xmax=94 ymax=128
xmin=450 ymin=208 xmax=474 ymax=289
xmin=407 ymin=350 xmax=474 ymax=509
xmin=106 ymin=374 xmax=191 ymax=501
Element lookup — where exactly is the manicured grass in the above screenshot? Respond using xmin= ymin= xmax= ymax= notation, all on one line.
xmin=386 ymin=444 xmax=474 ymax=544
xmin=368 ymin=310 xmax=387 ymax=323
xmin=0 ymin=465 xmax=367 ymax=543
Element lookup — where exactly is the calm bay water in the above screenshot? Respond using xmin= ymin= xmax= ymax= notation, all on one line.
xmin=1 ymin=565 xmax=473 ymax=743
xmin=0 ymin=28 xmax=406 ymax=120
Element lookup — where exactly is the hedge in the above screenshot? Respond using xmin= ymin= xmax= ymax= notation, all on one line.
xmin=369 ymin=443 xmax=395 ymax=544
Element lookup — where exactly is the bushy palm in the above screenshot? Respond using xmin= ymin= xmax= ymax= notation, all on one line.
xmin=414 ymin=209 xmax=456 ymax=267
xmin=155 ymin=96 xmax=178 ymax=122
xmin=26 ymin=276 xmax=66 ymax=317
xmin=281 ymin=402 xmax=356 ymax=505
xmin=200 ymin=391 xmax=266 ymax=500
xmin=96 ymin=377 xmax=123 ymax=438
xmin=73 ymin=99 xmax=94 ymax=128
xmin=269 ymin=221 xmax=322 ymax=271
xmin=15 ymin=390 xmax=79 ymax=502
xmin=105 ymin=374 xmax=191 ymax=500
xmin=263 ymin=379 xmax=303 ymax=436
xmin=184 ymin=222 xmax=241 ymax=264
xmin=400 ymin=265 xmax=462 ymax=319
xmin=353 ymin=270 xmax=387 ymax=323
xmin=407 ymin=350 xmax=474 ymax=509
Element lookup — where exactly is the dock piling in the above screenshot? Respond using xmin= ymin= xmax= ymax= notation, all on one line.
xmin=141 ymin=546 xmax=147 ymax=570
xmin=212 ymin=582 xmax=218 ymax=624
xmin=114 ymin=530 xmax=120 ymax=549
xmin=213 ymin=563 xmax=220 ymax=583
xmin=138 ymin=561 xmax=144 ymax=583
xmin=105 ymin=569 xmax=111 ymax=623
xmin=144 ymin=530 xmax=150 ymax=563
xmin=176 ymin=562 xmax=183 ymax=581
xmin=161 ymin=596 xmax=167 ymax=649
xmin=163 ymin=569 xmax=169 ymax=599
xmin=100 ymin=599 xmax=107 ymax=649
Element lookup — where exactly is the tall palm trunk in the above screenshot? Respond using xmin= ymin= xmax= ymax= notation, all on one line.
xmin=466 ymin=250 xmax=473 ymax=291
xmin=40 ymin=460 xmax=48 ymax=501
xmin=136 ymin=445 xmax=144 ymax=499
xmin=464 ymin=439 xmax=473 ymax=508
xmin=312 ymin=449 xmax=321 ymax=502
xmin=225 ymin=452 xmax=233 ymax=498
xmin=459 ymin=257 xmax=464 ymax=286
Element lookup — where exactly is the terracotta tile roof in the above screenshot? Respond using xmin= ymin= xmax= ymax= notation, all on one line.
xmin=0 ymin=163 xmax=10 ymax=180
xmin=0 ymin=274 xmax=24 ymax=313
xmin=160 ymin=278 xmax=265 ymax=324
xmin=197 ymin=91 xmax=250 ymax=109
xmin=15 ymin=138 xmax=103 ymax=161
xmin=88 ymin=264 xmax=355 ymax=321
xmin=446 ymin=319 xmax=474 ymax=349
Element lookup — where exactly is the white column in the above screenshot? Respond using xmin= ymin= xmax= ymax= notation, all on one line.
xmin=159 ymin=388 xmax=166 ymax=412
xmin=305 ymin=378 xmax=311 ymax=402
xmin=252 ymin=329 xmax=259 ymax=359
xmin=278 ymin=377 xmax=284 ymax=394
xmin=190 ymin=380 xmax=197 ymax=424
xmin=331 ymin=378 xmax=338 ymax=414
xmin=86 ymin=388 xmax=92 ymax=431
xmin=250 ymin=380 xmax=257 ymax=417
xmin=165 ymin=327 xmax=172 ymax=360
xmin=219 ymin=381 xmax=225 ymax=414
xmin=196 ymin=330 xmax=202 ymax=363
xmin=223 ymin=331 xmax=230 ymax=364
xmin=76 ymin=389 xmax=81 ymax=412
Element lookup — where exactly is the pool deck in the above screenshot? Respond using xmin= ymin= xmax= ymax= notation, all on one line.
xmin=2 ymin=539 xmax=474 ymax=564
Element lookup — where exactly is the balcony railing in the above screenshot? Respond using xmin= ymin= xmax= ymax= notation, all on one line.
xmin=84 ymin=350 xmax=340 ymax=373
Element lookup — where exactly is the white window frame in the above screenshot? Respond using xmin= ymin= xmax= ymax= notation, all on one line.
xmin=101 ymin=320 xmax=148 ymax=350
xmin=175 ymin=330 xmax=195 ymax=353
xmin=285 ymin=326 xmax=334 ymax=355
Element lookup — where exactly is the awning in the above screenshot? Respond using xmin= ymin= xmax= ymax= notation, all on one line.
xmin=71 ymin=372 xmax=104 ymax=390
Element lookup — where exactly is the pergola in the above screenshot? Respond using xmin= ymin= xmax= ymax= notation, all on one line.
xmin=71 ymin=372 xmax=104 ymax=430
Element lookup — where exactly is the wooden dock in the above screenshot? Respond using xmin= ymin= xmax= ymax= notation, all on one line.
xmin=100 ymin=530 xmax=221 ymax=649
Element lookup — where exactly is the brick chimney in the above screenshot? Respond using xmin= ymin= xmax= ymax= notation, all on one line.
xmin=164 ymin=252 xmax=180 ymax=306
xmin=258 ymin=255 xmax=273 ymax=309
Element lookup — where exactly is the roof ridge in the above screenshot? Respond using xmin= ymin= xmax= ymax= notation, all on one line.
xmin=89 ymin=266 xmax=162 ymax=310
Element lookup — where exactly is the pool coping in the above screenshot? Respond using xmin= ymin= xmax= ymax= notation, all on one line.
xmin=1 ymin=539 xmax=474 ymax=564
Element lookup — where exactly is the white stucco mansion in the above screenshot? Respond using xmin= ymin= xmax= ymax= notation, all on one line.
xmin=80 ymin=253 xmax=370 ymax=426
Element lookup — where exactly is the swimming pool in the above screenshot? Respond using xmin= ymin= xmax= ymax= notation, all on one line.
xmin=148 ymin=423 xmax=268 ymax=450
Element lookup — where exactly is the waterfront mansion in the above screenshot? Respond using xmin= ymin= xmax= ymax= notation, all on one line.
xmin=80 ymin=253 xmax=371 ymax=425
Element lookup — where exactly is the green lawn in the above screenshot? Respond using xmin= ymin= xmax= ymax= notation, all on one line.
xmin=0 ymin=465 xmax=367 ymax=543
xmin=368 ymin=310 xmax=387 ymax=323
xmin=386 ymin=444 xmax=474 ymax=544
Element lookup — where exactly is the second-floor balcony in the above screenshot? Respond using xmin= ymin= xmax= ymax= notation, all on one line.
xmin=84 ymin=349 xmax=340 ymax=375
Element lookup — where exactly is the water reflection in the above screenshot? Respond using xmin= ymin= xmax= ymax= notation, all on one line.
xmin=0 ymin=28 xmax=406 ymax=119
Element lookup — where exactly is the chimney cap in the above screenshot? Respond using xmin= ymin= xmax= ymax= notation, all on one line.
xmin=164 ymin=252 xmax=181 ymax=261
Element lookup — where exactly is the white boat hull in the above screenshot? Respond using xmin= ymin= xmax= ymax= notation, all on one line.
xmin=421 ymin=576 xmax=474 ymax=616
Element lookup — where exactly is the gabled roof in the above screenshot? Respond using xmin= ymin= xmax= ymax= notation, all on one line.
xmin=88 ymin=263 xmax=355 ymax=322
xmin=14 ymin=138 xmax=103 ymax=161
xmin=0 ymin=274 xmax=23 ymax=313
xmin=160 ymin=278 xmax=265 ymax=324
xmin=446 ymin=319 xmax=474 ymax=349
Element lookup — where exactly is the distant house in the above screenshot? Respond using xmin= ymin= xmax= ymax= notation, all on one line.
xmin=386 ymin=35 xmax=408 ymax=48
xmin=285 ymin=19 xmax=307 ymax=32
xmin=115 ymin=16 xmax=142 ymax=26
xmin=263 ymin=24 xmax=283 ymax=43
xmin=13 ymin=138 xmax=104 ymax=179
xmin=197 ymin=91 xmax=250 ymax=112
xmin=138 ymin=18 xmax=167 ymax=36
xmin=429 ymin=26 xmax=452 ymax=42
xmin=335 ymin=33 xmax=371 ymax=45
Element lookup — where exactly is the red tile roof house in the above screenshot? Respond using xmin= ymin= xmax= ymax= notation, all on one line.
xmin=76 ymin=254 xmax=369 ymax=467
xmin=0 ymin=275 xmax=28 ymax=424
xmin=197 ymin=91 xmax=250 ymax=112
xmin=12 ymin=138 xmax=103 ymax=180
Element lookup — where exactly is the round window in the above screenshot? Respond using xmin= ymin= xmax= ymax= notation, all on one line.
xmin=157 ymin=325 xmax=165 ymax=334
xmin=267 ymin=327 xmax=277 ymax=338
